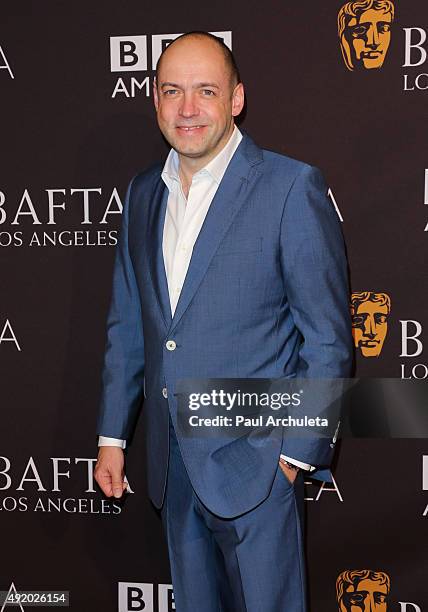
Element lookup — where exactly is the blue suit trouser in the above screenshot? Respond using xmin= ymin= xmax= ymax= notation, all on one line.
xmin=161 ymin=418 xmax=308 ymax=612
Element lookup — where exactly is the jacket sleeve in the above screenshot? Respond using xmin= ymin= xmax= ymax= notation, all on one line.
xmin=96 ymin=175 xmax=145 ymax=440
xmin=279 ymin=164 xmax=353 ymax=473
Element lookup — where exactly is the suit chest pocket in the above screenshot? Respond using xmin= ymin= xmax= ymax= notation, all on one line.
xmin=208 ymin=236 xmax=268 ymax=293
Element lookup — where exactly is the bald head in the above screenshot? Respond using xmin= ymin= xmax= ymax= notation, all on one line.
xmin=152 ymin=31 xmax=245 ymax=173
xmin=156 ymin=32 xmax=241 ymax=91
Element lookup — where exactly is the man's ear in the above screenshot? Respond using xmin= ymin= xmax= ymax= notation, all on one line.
xmin=153 ymin=77 xmax=159 ymax=110
xmin=231 ymin=82 xmax=245 ymax=118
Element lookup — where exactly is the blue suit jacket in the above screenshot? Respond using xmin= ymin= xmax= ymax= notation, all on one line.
xmin=97 ymin=133 xmax=353 ymax=518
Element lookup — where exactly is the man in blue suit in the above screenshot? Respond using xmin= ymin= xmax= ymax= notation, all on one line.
xmin=95 ymin=31 xmax=353 ymax=611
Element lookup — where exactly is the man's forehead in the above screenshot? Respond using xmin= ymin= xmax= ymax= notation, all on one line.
xmin=159 ymin=38 xmax=225 ymax=70
xmin=344 ymin=582 xmax=387 ymax=593
xmin=158 ymin=54 xmax=227 ymax=85
xmin=354 ymin=578 xmax=388 ymax=593
xmin=348 ymin=9 xmax=392 ymax=27
xmin=357 ymin=301 xmax=389 ymax=314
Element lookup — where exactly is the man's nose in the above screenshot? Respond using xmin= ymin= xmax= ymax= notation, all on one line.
xmin=366 ymin=592 xmax=377 ymax=611
xmin=363 ymin=316 xmax=376 ymax=338
xmin=366 ymin=24 xmax=380 ymax=47
xmin=179 ymin=92 xmax=199 ymax=118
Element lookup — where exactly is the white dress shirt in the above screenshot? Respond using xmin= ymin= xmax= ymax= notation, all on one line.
xmin=99 ymin=126 xmax=314 ymax=472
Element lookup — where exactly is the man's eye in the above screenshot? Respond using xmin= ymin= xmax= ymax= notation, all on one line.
xmin=164 ymin=89 xmax=178 ymax=95
xmin=375 ymin=594 xmax=387 ymax=603
xmin=352 ymin=25 xmax=369 ymax=37
xmin=349 ymin=593 xmax=365 ymax=603
xmin=375 ymin=314 xmax=387 ymax=324
xmin=202 ymin=89 xmax=215 ymax=96
xmin=352 ymin=315 xmax=366 ymax=327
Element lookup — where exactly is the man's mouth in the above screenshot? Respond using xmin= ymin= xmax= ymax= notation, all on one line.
xmin=362 ymin=51 xmax=383 ymax=58
xmin=360 ymin=340 xmax=379 ymax=347
xmin=176 ymin=125 xmax=206 ymax=132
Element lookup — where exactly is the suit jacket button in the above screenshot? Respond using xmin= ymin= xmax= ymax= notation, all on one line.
xmin=162 ymin=387 xmax=168 ymax=398
xmin=165 ymin=340 xmax=177 ymax=351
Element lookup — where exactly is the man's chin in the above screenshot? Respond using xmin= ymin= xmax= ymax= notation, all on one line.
xmin=172 ymin=134 xmax=217 ymax=160
xmin=173 ymin=144 xmax=210 ymax=159
xmin=360 ymin=343 xmax=382 ymax=357
xmin=163 ymin=131 xmax=208 ymax=157
xmin=360 ymin=54 xmax=385 ymax=70
xmin=362 ymin=60 xmax=385 ymax=69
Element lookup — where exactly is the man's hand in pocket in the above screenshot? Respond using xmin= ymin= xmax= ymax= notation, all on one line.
xmin=278 ymin=458 xmax=299 ymax=484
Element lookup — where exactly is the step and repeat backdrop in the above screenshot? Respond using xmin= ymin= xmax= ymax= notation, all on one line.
xmin=1 ymin=1 xmax=427 ymax=610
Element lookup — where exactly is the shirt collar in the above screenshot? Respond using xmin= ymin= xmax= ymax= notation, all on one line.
xmin=161 ymin=125 xmax=243 ymax=189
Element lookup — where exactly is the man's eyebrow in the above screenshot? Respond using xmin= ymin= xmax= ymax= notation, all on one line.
xmin=195 ymin=82 xmax=220 ymax=89
xmin=159 ymin=82 xmax=220 ymax=89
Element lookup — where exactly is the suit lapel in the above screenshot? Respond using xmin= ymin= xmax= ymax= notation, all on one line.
xmin=170 ymin=134 xmax=264 ymax=332
xmin=146 ymin=177 xmax=172 ymax=328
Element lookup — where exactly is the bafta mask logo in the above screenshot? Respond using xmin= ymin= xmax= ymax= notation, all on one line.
xmin=351 ymin=292 xmax=391 ymax=357
xmin=338 ymin=0 xmax=395 ymax=71
xmin=337 ymin=569 xmax=390 ymax=611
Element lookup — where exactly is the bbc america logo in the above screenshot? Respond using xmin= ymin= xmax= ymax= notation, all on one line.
xmin=109 ymin=31 xmax=232 ymax=99
xmin=118 ymin=582 xmax=174 ymax=612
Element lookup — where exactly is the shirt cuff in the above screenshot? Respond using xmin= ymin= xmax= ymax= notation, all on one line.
xmin=280 ymin=454 xmax=315 ymax=472
xmin=98 ymin=436 xmax=126 ymax=449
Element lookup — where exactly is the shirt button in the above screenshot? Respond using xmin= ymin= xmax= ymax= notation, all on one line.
xmin=166 ymin=340 xmax=177 ymax=351
xmin=162 ymin=387 xmax=168 ymax=399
